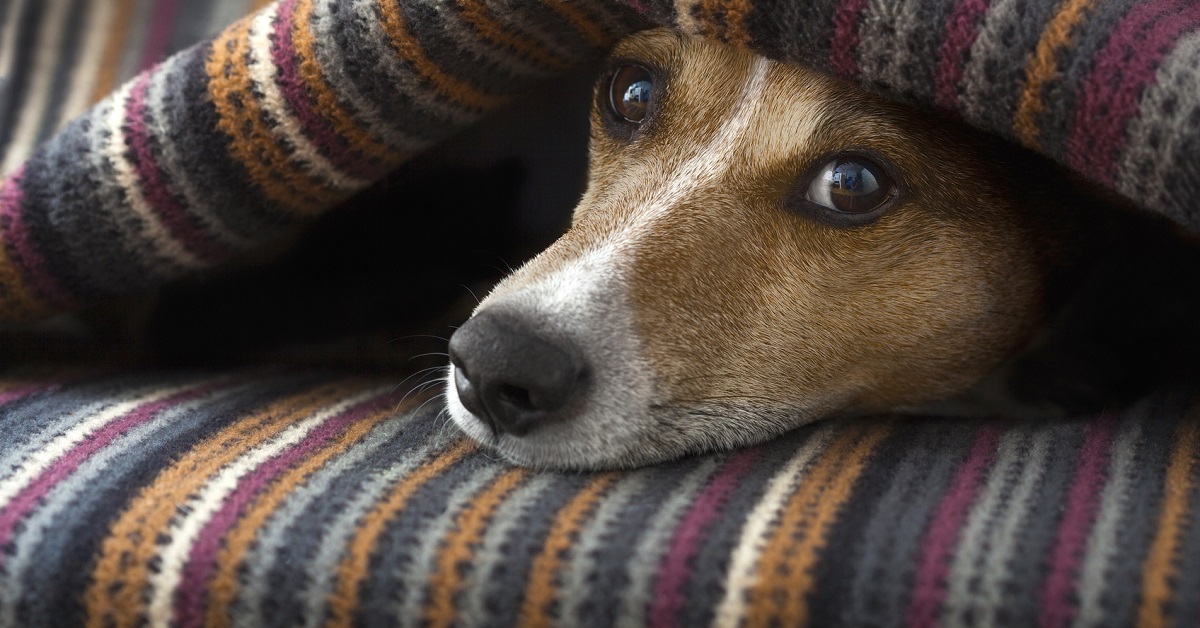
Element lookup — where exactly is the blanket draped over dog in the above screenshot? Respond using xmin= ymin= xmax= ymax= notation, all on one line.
xmin=3 ymin=1 xmax=1200 ymax=626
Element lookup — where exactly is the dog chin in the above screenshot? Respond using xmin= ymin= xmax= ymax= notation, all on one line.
xmin=443 ymin=372 xmax=814 ymax=470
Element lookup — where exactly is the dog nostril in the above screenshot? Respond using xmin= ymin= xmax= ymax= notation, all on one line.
xmin=499 ymin=384 xmax=535 ymax=412
xmin=447 ymin=309 xmax=589 ymax=438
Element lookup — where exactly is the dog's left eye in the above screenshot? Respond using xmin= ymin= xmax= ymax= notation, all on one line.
xmin=609 ymin=65 xmax=654 ymax=123
xmin=804 ymin=157 xmax=897 ymax=215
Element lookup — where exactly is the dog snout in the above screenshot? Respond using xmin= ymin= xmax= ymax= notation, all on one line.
xmin=448 ymin=309 xmax=589 ymax=437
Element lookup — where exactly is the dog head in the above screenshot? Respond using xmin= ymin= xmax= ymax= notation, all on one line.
xmin=445 ymin=29 xmax=1068 ymax=469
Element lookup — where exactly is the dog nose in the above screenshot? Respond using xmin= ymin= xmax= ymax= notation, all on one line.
xmin=448 ymin=309 xmax=588 ymax=437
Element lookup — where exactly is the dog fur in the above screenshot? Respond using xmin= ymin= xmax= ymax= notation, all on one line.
xmin=445 ymin=29 xmax=1200 ymax=470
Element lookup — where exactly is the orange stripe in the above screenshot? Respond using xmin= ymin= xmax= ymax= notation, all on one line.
xmin=206 ymin=16 xmax=342 ymax=213
xmin=457 ymin=0 xmax=569 ymax=71
xmin=204 ymin=399 xmax=401 ymax=627
xmin=544 ymin=1 xmax=617 ymax=50
xmin=325 ymin=438 xmax=476 ymax=628
xmin=518 ymin=473 xmax=618 ymax=628
xmin=291 ymin=0 xmax=402 ymax=164
xmin=745 ymin=422 xmax=892 ymax=626
xmin=89 ymin=0 xmax=139 ymax=105
xmin=1013 ymin=0 xmax=1096 ymax=148
xmin=84 ymin=384 xmax=349 ymax=628
xmin=251 ymin=0 xmax=276 ymax=11
xmin=1137 ymin=415 xmax=1200 ymax=626
xmin=375 ymin=0 xmax=505 ymax=111
xmin=424 ymin=467 xmax=531 ymax=628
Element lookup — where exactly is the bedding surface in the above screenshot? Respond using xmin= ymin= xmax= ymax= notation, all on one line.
xmin=2 ymin=370 xmax=1199 ymax=627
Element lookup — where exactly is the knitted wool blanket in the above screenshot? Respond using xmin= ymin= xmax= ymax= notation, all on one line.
xmin=4 ymin=1 xmax=1200 ymax=627
xmin=1 ymin=0 xmax=1199 ymax=322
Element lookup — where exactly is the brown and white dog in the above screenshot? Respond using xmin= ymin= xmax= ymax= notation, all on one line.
xmin=444 ymin=29 xmax=1200 ymax=470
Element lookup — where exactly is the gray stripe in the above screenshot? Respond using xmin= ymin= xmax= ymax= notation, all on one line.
xmin=394 ymin=463 xmax=502 ymax=626
xmin=296 ymin=439 xmax=444 ymax=628
xmin=856 ymin=0 xmax=926 ymax=100
xmin=315 ymin=0 xmax=460 ymax=150
xmin=959 ymin=0 xmax=1062 ymax=136
xmin=844 ymin=424 xmax=977 ymax=628
xmin=232 ymin=408 xmax=422 ymax=627
xmin=1036 ymin=0 xmax=1137 ymax=159
xmin=2 ymin=376 xmax=300 ymax=627
xmin=144 ymin=50 xmax=253 ymax=250
xmin=1074 ymin=397 xmax=1177 ymax=628
xmin=31 ymin=0 xmax=85 ymax=144
xmin=560 ymin=473 xmax=649 ymax=626
xmin=616 ymin=458 xmax=721 ymax=628
xmin=942 ymin=426 xmax=1051 ymax=626
xmin=457 ymin=473 xmax=556 ymax=626
xmin=0 ymin=379 xmax=174 ymax=474
xmin=1116 ymin=31 xmax=1200 ymax=226
xmin=114 ymin=0 xmax=156 ymax=84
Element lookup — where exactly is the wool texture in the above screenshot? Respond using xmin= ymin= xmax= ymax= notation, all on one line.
xmin=2 ymin=0 xmax=1200 ymax=321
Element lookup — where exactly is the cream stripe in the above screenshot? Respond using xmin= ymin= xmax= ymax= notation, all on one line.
xmin=144 ymin=52 xmax=256 ymax=249
xmin=0 ymin=383 xmax=198 ymax=505
xmin=104 ymin=80 xmax=205 ymax=270
xmin=246 ymin=7 xmax=368 ymax=192
xmin=393 ymin=464 xmax=502 ymax=622
xmin=560 ymin=474 xmax=649 ymax=625
xmin=947 ymin=428 xmax=1052 ymax=624
xmin=713 ymin=425 xmax=836 ymax=627
xmin=144 ymin=387 xmax=384 ymax=625
xmin=0 ymin=0 xmax=73 ymax=175
xmin=1074 ymin=418 xmax=1144 ymax=628
xmin=300 ymin=439 xmax=442 ymax=628
xmin=54 ymin=0 xmax=117 ymax=129
xmin=460 ymin=474 xmax=556 ymax=624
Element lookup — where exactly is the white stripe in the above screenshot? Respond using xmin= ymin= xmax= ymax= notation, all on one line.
xmin=0 ymin=0 xmax=73 ymax=175
xmin=713 ymin=424 xmax=835 ymax=627
xmin=301 ymin=439 xmax=446 ymax=628
xmin=104 ymin=80 xmax=206 ymax=269
xmin=944 ymin=428 xmax=1052 ymax=625
xmin=145 ymin=387 xmax=384 ymax=627
xmin=0 ymin=382 xmax=197 ymax=506
xmin=246 ymin=7 xmax=368 ymax=192
xmin=144 ymin=52 xmax=257 ymax=249
xmin=53 ymin=0 xmax=117 ymax=130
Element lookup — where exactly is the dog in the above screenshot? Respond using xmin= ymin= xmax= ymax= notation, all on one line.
xmin=444 ymin=28 xmax=1200 ymax=470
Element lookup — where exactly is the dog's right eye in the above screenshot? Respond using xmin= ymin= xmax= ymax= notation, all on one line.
xmin=609 ymin=65 xmax=654 ymax=124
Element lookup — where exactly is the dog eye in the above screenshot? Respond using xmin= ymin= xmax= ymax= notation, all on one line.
xmin=609 ymin=65 xmax=654 ymax=123
xmin=805 ymin=157 xmax=897 ymax=214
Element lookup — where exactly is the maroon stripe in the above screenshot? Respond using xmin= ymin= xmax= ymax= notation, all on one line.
xmin=907 ymin=423 xmax=1004 ymax=626
xmin=829 ymin=0 xmax=869 ymax=79
xmin=125 ymin=73 xmax=229 ymax=263
xmin=935 ymin=0 xmax=992 ymax=110
xmin=271 ymin=0 xmax=384 ymax=180
xmin=650 ymin=447 xmax=759 ymax=627
xmin=0 ymin=383 xmax=58 ymax=408
xmin=1066 ymin=0 xmax=1200 ymax=185
xmin=0 ymin=167 xmax=77 ymax=307
xmin=0 ymin=382 xmax=225 ymax=570
xmin=1037 ymin=413 xmax=1116 ymax=628
xmin=139 ymin=0 xmax=179 ymax=72
xmin=173 ymin=394 xmax=388 ymax=628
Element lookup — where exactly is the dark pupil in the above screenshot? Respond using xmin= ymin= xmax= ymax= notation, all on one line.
xmin=611 ymin=66 xmax=653 ymax=123
xmin=828 ymin=159 xmax=890 ymax=213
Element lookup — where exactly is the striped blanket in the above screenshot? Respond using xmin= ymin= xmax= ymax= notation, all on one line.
xmin=4 ymin=0 xmax=1200 ymax=626
xmin=3 ymin=371 xmax=1199 ymax=627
